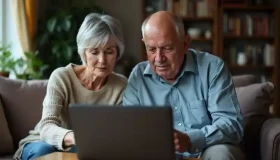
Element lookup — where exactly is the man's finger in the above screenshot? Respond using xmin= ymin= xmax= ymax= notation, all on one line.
xmin=174 ymin=138 xmax=179 ymax=144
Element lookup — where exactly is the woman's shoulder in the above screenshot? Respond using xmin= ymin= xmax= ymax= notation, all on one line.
xmin=109 ymin=72 xmax=128 ymax=86
xmin=48 ymin=64 xmax=74 ymax=82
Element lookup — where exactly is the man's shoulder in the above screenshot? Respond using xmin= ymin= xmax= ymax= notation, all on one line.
xmin=190 ymin=49 xmax=224 ymax=70
xmin=190 ymin=49 xmax=223 ymax=64
xmin=131 ymin=61 xmax=150 ymax=74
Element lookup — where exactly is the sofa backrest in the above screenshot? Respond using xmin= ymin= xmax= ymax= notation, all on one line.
xmin=232 ymin=74 xmax=260 ymax=87
xmin=232 ymin=74 xmax=274 ymax=160
xmin=0 ymin=77 xmax=48 ymax=148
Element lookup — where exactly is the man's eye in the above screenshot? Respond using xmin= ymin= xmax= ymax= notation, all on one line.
xmin=148 ymin=48 xmax=156 ymax=52
xmin=164 ymin=47 xmax=172 ymax=51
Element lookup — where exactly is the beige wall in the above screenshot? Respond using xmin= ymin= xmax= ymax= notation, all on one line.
xmin=93 ymin=0 xmax=143 ymax=62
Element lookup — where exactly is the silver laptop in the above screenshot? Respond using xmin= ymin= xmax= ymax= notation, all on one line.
xmin=68 ymin=104 xmax=175 ymax=160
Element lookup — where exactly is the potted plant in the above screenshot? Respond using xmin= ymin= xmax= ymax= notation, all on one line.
xmin=13 ymin=51 xmax=49 ymax=80
xmin=36 ymin=6 xmax=103 ymax=78
xmin=0 ymin=45 xmax=17 ymax=77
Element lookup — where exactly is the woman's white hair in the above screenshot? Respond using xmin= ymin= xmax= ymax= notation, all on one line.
xmin=77 ymin=13 xmax=125 ymax=65
xmin=141 ymin=14 xmax=185 ymax=40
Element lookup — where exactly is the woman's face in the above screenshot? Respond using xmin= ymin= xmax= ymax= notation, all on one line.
xmin=84 ymin=39 xmax=118 ymax=78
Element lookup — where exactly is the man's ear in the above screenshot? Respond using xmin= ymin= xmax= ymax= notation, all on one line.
xmin=184 ymin=36 xmax=191 ymax=50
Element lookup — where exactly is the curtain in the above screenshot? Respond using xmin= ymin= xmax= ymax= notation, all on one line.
xmin=10 ymin=0 xmax=37 ymax=54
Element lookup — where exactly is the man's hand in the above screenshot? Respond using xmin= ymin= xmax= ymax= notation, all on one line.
xmin=174 ymin=129 xmax=191 ymax=152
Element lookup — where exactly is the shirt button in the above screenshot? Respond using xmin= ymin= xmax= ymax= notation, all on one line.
xmin=174 ymin=107 xmax=178 ymax=110
xmin=195 ymin=148 xmax=199 ymax=152
xmin=178 ymin=123 xmax=182 ymax=126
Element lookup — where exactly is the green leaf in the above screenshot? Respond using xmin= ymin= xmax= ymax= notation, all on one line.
xmin=62 ymin=18 xmax=71 ymax=31
xmin=64 ymin=45 xmax=73 ymax=61
xmin=47 ymin=18 xmax=57 ymax=33
xmin=56 ymin=26 xmax=62 ymax=32
xmin=52 ymin=45 xmax=60 ymax=55
xmin=39 ymin=33 xmax=49 ymax=46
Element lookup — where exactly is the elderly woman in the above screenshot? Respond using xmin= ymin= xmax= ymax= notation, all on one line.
xmin=14 ymin=13 xmax=127 ymax=160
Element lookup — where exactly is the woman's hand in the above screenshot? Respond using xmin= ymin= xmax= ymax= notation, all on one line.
xmin=63 ymin=132 xmax=75 ymax=148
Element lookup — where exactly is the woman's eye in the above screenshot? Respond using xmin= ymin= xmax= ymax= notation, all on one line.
xmin=164 ymin=47 xmax=172 ymax=51
xmin=104 ymin=51 xmax=113 ymax=55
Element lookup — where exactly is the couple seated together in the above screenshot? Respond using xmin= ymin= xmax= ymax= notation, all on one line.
xmin=14 ymin=11 xmax=245 ymax=160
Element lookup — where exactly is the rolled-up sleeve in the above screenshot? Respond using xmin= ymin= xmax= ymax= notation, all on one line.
xmin=188 ymin=61 xmax=243 ymax=154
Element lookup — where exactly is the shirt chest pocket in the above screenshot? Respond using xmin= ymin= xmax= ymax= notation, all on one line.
xmin=183 ymin=99 xmax=211 ymax=128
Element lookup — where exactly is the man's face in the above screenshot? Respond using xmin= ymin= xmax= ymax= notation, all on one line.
xmin=143 ymin=26 xmax=189 ymax=82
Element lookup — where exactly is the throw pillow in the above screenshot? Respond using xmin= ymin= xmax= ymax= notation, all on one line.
xmin=0 ymin=96 xmax=14 ymax=155
xmin=0 ymin=77 xmax=48 ymax=148
xmin=235 ymin=82 xmax=273 ymax=118
xmin=232 ymin=74 xmax=260 ymax=88
xmin=235 ymin=82 xmax=274 ymax=160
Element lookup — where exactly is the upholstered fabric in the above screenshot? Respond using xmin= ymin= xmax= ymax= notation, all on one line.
xmin=235 ymin=82 xmax=274 ymax=160
xmin=0 ymin=155 xmax=13 ymax=160
xmin=236 ymin=82 xmax=274 ymax=118
xmin=232 ymin=74 xmax=260 ymax=88
xmin=0 ymin=97 xmax=13 ymax=155
xmin=0 ymin=77 xmax=48 ymax=148
xmin=261 ymin=118 xmax=280 ymax=160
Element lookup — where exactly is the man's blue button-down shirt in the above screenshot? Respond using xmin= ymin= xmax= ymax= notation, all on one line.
xmin=123 ymin=49 xmax=243 ymax=157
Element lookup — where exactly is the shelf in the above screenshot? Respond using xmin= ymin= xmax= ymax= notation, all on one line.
xmin=191 ymin=38 xmax=213 ymax=42
xmin=228 ymin=65 xmax=274 ymax=70
xmin=223 ymin=35 xmax=274 ymax=40
xmin=222 ymin=6 xmax=275 ymax=12
xmin=181 ymin=16 xmax=213 ymax=21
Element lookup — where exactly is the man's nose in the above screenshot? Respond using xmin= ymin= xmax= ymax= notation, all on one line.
xmin=155 ymin=49 xmax=164 ymax=62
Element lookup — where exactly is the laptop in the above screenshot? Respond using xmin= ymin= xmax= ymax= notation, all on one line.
xmin=68 ymin=104 xmax=175 ymax=160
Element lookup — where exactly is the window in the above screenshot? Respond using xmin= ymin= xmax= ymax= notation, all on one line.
xmin=1 ymin=0 xmax=23 ymax=78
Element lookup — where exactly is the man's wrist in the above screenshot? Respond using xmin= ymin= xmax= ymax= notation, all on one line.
xmin=186 ymin=129 xmax=205 ymax=154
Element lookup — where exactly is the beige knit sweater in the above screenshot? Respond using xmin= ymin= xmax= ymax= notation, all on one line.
xmin=14 ymin=64 xmax=127 ymax=160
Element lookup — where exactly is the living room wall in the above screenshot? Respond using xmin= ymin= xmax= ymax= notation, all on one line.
xmin=92 ymin=0 xmax=143 ymax=63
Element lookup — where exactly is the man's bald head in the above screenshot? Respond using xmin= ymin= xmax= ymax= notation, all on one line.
xmin=141 ymin=11 xmax=185 ymax=40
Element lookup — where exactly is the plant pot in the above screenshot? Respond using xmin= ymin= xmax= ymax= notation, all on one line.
xmin=0 ymin=72 xmax=9 ymax=77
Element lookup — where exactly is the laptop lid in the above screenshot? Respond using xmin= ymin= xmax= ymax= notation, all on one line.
xmin=69 ymin=104 xmax=175 ymax=160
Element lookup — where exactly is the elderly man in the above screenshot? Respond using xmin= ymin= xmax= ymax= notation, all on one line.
xmin=123 ymin=11 xmax=245 ymax=159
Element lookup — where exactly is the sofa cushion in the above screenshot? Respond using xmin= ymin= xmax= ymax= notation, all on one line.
xmin=0 ymin=97 xmax=13 ymax=155
xmin=0 ymin=154 xmax=13 ymax=160
xmin=235 ymin=82 xmax=274 ymax=160
xmin=232 ymin=74 xmax=260 ymax=88
xmin=236 ymin=82 xmax=273 ymax=118
xmin=0 ymin=77 xmax=48 ymax=148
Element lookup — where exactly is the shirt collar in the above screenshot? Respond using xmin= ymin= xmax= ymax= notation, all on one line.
xmin=143 ymin=62 xmax=155 ymax=76
xmin=143 ymin=50 xmax=197 ymax=76
xmin=183 ymin=50 xmax=197 ymax=74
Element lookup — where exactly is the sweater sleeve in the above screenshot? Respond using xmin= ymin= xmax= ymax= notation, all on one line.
xmin=39 ymin=69 xmax=72 ymax=150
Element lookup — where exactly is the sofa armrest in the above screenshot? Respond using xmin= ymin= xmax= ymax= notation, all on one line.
xmin=260 ymin=118 xmax=280 ymax=160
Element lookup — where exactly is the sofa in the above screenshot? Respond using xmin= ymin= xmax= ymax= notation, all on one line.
xmin=0 ymin=75 xmax=277 ymax=160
